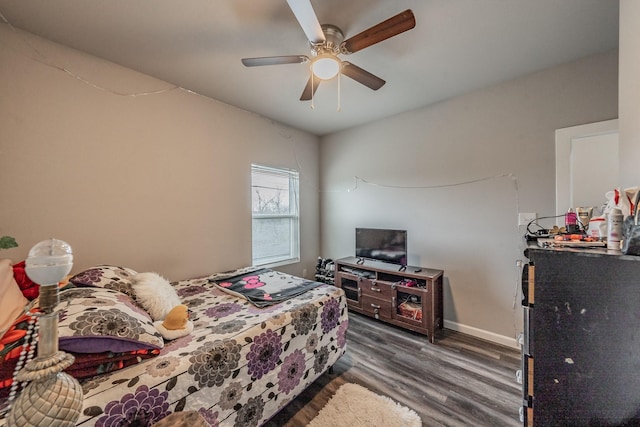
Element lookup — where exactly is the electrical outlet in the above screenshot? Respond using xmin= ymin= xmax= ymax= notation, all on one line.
xmin=518 ymin=212 xmax=537 ymax=226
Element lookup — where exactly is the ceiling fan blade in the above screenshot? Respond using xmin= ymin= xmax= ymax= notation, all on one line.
xmin=286 ymin=0 xmax=326 ymax=45
xmin=241 ymin=55 xmax=309 ymax=67
xmin=340 ymin=9 xmax=416 ymax=54
xmin=300 ymin=76 xmax=321 ymax=101
xmin=341 ymin=62 xmax=385 ymax=90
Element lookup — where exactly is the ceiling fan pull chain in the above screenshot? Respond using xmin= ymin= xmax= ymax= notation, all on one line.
xmin=310 ymin=72 xmax=315 ymax=110
xmin=337 ymin=71 xmax=341 ymax=112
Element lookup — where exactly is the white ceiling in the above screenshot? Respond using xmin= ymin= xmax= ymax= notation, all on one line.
xmin=0 ymin=0 xmax=619 ymax=136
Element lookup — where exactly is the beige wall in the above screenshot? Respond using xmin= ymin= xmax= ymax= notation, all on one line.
xmin=320 ymin=51 xmax=618 ymax=346
xmin=619 ymin=0 xmax=640 ymax=189
xmin=0 ymin=26 xmax=320 ymax=281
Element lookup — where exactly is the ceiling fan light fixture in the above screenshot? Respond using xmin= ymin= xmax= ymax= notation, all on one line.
xmin=311 ymin=54 xmax=341 ymax=80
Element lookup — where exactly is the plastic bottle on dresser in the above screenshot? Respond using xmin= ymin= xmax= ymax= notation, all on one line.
xmin=607 ymin=208 xmax=623 ymax=251
xmin=565 ymin=208 xmax=579 ymax=234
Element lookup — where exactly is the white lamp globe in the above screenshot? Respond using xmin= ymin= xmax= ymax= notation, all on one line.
xmin=311 ymin=55 xmax=341 ymax=80
xmin=25 ymin=238 xmax=73 ymax=285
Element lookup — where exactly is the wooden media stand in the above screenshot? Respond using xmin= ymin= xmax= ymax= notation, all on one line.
xmin=334 ymin=256 xmax=444 ymax=343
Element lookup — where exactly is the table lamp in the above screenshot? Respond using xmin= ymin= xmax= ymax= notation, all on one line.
xmin=7 ymin=238 xmax=83 ymax=426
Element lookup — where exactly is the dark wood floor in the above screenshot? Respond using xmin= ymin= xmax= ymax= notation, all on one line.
xmin=266 ymin=312 xmax=522 ymax=427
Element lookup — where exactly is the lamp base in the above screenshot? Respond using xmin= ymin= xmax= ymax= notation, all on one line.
xmin=8 ymin=352 xmax=83 ymax=427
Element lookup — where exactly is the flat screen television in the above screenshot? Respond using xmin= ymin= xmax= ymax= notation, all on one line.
xmin=355 ymin=228 xmax=407 ymax=265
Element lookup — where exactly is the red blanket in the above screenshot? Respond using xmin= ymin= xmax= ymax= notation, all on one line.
xmin=0 ymin=313 xmax=159 ymax=397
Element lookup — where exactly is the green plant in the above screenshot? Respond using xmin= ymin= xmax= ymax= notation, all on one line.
xmin=0 ymin=236 xmax=18 ymax=250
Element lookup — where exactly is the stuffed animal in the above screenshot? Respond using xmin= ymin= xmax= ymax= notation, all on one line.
xmin=131 ymin=272 xmax=182 ymax=321
xmin=154 ymin=304 xmax=194 ymax=340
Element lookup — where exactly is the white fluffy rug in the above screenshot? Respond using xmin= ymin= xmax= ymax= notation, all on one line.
xmin=307 ymin=383 xmax=422 ymax=427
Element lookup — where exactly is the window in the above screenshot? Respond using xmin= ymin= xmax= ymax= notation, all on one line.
xmin=251 ymin=164 xmax=300 ymax=267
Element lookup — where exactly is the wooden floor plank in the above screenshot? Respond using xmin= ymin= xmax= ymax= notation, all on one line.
xmin=266 ymin=312 xmax=522 ymax=427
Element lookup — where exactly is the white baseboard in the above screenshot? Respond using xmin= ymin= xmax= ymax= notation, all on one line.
xmin=444 ymin=320 xmax=519 ymax=349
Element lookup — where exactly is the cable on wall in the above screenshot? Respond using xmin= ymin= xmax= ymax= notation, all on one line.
xmin=347 ymin=173 xmax=519 ymax=192
xmin=0 ymin=11 xmax=193 ymax=98
xmin=342 ymin=172 xmax=525 ymax=341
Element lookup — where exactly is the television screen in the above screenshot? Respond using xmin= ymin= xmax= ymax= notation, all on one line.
xmin=355 ymin=228 xmax=407 ymax=265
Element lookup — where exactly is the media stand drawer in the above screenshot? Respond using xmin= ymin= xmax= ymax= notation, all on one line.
xmin=360 ymin=280 xmax=393 ymax=299
xmin=361 ymin=295 xmax=392 ymax=320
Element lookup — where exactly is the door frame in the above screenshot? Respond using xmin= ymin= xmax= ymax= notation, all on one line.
xmin=555 ymin=119 xmax=619 ymax=225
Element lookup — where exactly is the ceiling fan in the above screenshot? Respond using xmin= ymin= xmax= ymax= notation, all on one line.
xmin=241 ymin=0 xmax=416 ymax=101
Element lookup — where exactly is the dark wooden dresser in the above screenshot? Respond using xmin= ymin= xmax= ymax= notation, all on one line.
xmin=521 ymin=247 xmax=640 ymax=426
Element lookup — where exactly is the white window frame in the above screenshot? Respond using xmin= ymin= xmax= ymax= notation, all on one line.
xmin=251 ymin=164 xmax=300 ymax=267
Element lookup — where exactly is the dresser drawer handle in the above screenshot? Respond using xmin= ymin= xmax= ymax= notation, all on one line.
xmin=370 ymin=303 xmax=381 ymax=309
xmin=370 ymin=287 xmax=381 ymax=292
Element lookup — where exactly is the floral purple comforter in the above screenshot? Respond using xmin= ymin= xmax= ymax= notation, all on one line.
xmin=5 ymin=271 xmax=347 ymax=427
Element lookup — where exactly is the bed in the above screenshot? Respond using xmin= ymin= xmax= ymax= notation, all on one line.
xmin=0 ymin=265 xmax=348 ymax=426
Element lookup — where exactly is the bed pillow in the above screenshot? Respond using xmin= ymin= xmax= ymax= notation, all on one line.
xmin=69 ymin=265 xmax=138 ymax=298
xmin=56 ymin=287 xmax=164 ymax=353
xmin=11 ymin=260 xmax=40 ymax=300
xmin=0 ymin=259 xmax=28 ymax=338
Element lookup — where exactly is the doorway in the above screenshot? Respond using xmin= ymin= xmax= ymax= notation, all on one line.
xmin=555 ymin=119 xmax=619 ymax=225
